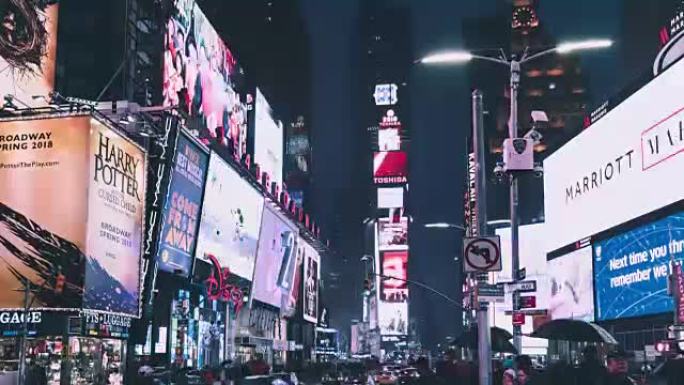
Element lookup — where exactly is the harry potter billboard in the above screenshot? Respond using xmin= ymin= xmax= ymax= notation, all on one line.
xmin=0 ymin=114 xmax=146 ymax=317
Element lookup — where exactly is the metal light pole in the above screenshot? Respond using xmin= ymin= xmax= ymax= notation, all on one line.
xmin=420 ymin=38 xmax=612 ymax=357
xmin=472 ymin=89 xmax=491 ymax=385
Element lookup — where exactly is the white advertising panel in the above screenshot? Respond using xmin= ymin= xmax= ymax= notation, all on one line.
xmin=544 ymin=58 xmax=684 ymax=251
xmin=377 ymin=187 xmax=404 ymax=209
xmin=548 ymin=245 xmax=595 ymax=322
xmin=254 ymin=88 xmax=284 ymax=190
xmin=252 ymin=204 xmax=298 ymax=309
xmin=491 ymin=224 xmax=549 ymax=354
xmin=196 ymin=153 xmax=264 ymax=280
xmin=378 ymin=301 xmax=408 ymax=336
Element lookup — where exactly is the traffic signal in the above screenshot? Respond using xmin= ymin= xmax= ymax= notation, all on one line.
xmin=54 ymin=273 xmax=65 ymax=294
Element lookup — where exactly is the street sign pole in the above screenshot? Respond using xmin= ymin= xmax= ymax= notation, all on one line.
xmin=472 ymin=90 xmax=492 ymax=385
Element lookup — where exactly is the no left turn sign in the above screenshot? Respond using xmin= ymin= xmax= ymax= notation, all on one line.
xmin=463 ymin=236 xmax=502 ymax=273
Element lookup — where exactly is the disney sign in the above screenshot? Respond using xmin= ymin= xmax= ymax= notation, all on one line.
xmin=204 ymin=254 xmax=245 ymax=314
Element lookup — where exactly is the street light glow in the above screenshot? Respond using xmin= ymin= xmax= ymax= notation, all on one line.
xmin=420 ymin=51 xmax=473 ymax=64
xmin=556 ymin=39 xmax=612 ymax=54
xmin=424 ymin=222 xmax=465 ymax=230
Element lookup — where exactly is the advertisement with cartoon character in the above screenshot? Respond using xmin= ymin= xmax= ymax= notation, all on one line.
xmin=195 ymin=152 xmax=264 ymax=280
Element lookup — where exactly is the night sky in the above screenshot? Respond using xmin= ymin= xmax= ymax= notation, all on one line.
xmin=299 ymin=0 xmax=677 ymax=348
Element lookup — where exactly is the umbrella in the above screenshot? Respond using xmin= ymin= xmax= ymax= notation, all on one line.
xmin=530 ymin=319 xmax=618 ymax=344
xmin=454 ymin=326 xmax=517 ymax=354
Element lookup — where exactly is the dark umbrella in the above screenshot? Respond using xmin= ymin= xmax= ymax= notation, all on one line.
xmin=454 ymin=326 xmax=517 ymax=353
xmin=530 ymin=319 xmax=618 ymax=344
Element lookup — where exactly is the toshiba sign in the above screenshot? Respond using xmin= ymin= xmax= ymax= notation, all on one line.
xmin=544 ymin=58 xmax=684 ymax=251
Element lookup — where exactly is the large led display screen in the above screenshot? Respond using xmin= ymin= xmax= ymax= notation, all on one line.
xmin=378 ymin=302 xmax=408 ymax=336
xmin=377 ymin=217 xmax=408 ymax=250
xmin=164 ymin=0 xmax=250 ymax=159
xmin=252 ymin=204 xmax=298 ymax=309
xmin=594 ymin=212 xmax=684 ymax=321
xmin=0 ymin=116 xmax=90 ymax=310
xmin=373 ymin=151 xmax=407 ymax=185
xmin=156 ymin=134 xmax=208 ymax=277
xmin=195 ymin=153 xmax=264 ymax=280
xmin=303 ymin=241 xmax=320 ymax=324
xmin=380 ymin=250 xmax=408 ymax=303
xmin=0 ymin=1 xmax=59 ymax=108
xmin=548 ymin=245 xmax=594 ymax=322
xmin=0 ymin=116 xmax=146 ymax=316
xmin=84 ymin=118 xmax=146 ymax=316
xmin=254 ymin=88 xmax=284 ymax=190
xmin=544 ymin=57 xmax=684 ymax=252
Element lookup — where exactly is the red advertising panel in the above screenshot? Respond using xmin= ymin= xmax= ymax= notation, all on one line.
xmin=380 ymin=250 xmax=408 ymax=303
xmin=373 ymin=151 xmax=407 ymax=185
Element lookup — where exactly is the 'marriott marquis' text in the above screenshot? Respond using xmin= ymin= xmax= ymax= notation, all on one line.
xmin=94 ymin=132 xmax=141 ymax=201
xmin=565 ymin=149 xmax=634 ymax=204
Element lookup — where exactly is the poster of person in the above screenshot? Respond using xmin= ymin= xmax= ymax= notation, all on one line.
xmin=303 ymin=241 xmax=320 ymax=323
xmin=163 ymin=0 xmax=250 ymax=161
xmin=195 ymin=152 xmax=264 ymax=280
xmin=84 ymin=118 xmax=147 ymax=316
xmin=282 ymin=239 xmax=305 ymax=317
xmin=0 ymin=0 xmax=60 ymax=107
xmin=380 ymin=250 xmax=408 ymax=303
xmin=156 ymin=133 xmax=208 ymax=277
xmin=0 ymin=115 xmax=90 ymax=309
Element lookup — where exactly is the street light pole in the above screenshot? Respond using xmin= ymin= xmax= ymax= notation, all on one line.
xmin=473 ymin=89 xmax=491 ymax=385
xmin=420 ymin=36 xmax=612 ymax=360
xmin=508 ymin=59 xmax=523 ymax=351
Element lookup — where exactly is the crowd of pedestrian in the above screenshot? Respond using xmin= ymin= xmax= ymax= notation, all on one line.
xmin=405 ymin=346 xmax=684 ymax=385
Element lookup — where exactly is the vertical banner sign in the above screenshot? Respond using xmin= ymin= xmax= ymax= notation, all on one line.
xmin=380 ymin=250 xmax=408 ymax=303
xmin=303 ymin=242 xmax=320 ymax=323
xmin=0 ymin=116 xmax=90 ymax=310
xmin=84 ymin=118 xmax=147 ymax=316
xmin=675 ymin=263 xmax=684 ymax=324
xmin=156 ymin=134 xmax=208 ymax=277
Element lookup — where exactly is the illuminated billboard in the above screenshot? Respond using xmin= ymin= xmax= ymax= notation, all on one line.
xmin=548 ymin=245 xmax=594 ymax=322
xmin=164 ymin=0 xmax=250 ymax=159
xmin=377 ymin=187 xmax=404 ymax=209
xmin=254 ymin=88 xmax=284 ymax=191
xmin=544 ymin=57 xmax=684 ymax=252
xmin=303 ymin=241 xmax=320 ymax=324
xmin=252 ymin=204 xmax=298 ymax=309
xmin=594 ymin=211 xmax=684 ymax=321
xmin=0 ymin=1 xmax=59 ymax=107
xmin=373 ymin=151 xmax=407 ymax=185
xmin=380 ymin=250 xmax=408 ymax=303
xmin=378 ymin=129 xmax=401 ymax=152
xmin=282 ymin=239 xmax=306 ymax=318
xmin=378 ymin=302 xmax=408 ymax=336
xmin=0 ymin=115 xmax=146 ymax=316
xmin=196 ymin=153 xmax=264 ymax=280
xmin=156 ymin=134 xmax=208 ymax=277
xmin=84 ymin=118 xmax=147 ymax=316
xmin=377 ymin=217 xmax=408 ymax=250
